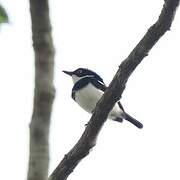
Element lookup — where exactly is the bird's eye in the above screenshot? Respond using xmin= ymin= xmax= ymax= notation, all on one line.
xmin=78 ymin=69 xmax=82 ymax=74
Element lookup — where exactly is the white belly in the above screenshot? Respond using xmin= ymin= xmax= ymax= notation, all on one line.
xmin=75 ymin=83 xmax=123 ymax=119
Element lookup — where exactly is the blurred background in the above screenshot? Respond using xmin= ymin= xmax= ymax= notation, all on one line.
xmin=0 ymin=0 xmax=180 ymax=180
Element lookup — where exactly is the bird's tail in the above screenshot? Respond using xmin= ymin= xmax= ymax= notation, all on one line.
xmin=123 ymin=112 xmax=143 ymax=129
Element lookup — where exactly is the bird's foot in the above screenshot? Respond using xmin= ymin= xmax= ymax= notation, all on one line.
xmin=84 ymin=122 xmax=89 ymax=127
xmin=114 ymin=117 xmax=123 ymax=123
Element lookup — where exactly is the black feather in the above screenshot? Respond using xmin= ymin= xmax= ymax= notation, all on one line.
xmin=71 ymin=77 xmax=90 ymax=100
xmin=74 ymin=68 xmax=104 ymax=83
xmin=71 ymin=77 xmax=106 ymax=100
xmin=90 ymin=78 xmax=107 ymax=92
xmin=72 ymin=76 xmax=143 ymax=129
xmin=113 ymin=117 xmax=123 ymax=123
xmin=124 ymin=113 xmax=143 ymax=129
xmin=118 ymin=101 xmax=125 ymax=112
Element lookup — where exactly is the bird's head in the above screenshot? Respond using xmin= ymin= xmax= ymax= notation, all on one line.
xmin=63 ymin=68 xmax=104 ymax=84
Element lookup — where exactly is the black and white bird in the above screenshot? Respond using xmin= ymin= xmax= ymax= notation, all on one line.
xmin=63 ymin=68 xmax=143 ymax=129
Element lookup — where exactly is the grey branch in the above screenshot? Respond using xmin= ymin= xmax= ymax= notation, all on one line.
xmin=27 ymin=1 xmax=55 ymax=180
xmin=49 ymin=1 xmax=179 ymax=180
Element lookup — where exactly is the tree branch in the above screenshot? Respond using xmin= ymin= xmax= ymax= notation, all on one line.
xmin=27 ymin=1 xmax=55 ymax=180
xmin=49 ymin=0 xmax=179 ymax=180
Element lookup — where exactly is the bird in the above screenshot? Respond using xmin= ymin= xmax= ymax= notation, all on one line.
xmin=63 ymin=68 xmax=143 ymax=129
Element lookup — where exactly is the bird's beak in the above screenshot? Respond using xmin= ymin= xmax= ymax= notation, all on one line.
xmin=62 ymin=70 xmax=73 ymax=76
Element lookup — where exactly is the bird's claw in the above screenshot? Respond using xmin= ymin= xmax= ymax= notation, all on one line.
xmin=84 ymin=122 xmax=89 ymax=127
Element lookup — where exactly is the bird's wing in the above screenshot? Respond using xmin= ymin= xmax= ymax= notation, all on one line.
xmin=90 ymin=77 xmax=107 ymax=92
xmin=91 ymin=78 xmax=125 ymax=111
xmin=72 ymin=77 xmax=124 ymax=112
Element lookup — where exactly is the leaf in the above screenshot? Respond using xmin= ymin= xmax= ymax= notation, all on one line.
xmin=0 ymin=4 xmax=8 ymax=24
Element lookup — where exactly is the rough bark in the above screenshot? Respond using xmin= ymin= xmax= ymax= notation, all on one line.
xmin=49 ymin=0 xmax=179 ymax=180
xmin=27 ymin=1 xmax=55 ymax=180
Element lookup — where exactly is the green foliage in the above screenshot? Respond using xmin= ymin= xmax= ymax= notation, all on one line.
xmin=0 ymin=4 xmax=8 ymax=24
